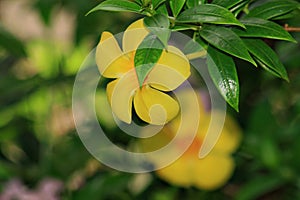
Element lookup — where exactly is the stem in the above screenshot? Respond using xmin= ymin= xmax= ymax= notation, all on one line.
xmin=168 ymin=16 xmax=176 ymax=26
xmin=284 ymin=24 xmax=300 ymax=32
xmin=243 ymin=4 xmax=249 ymax=15
xmin=193 ymin=31 xmax=198 ymax=40
xmin=190 ymin=26 xmax=200 ymax=31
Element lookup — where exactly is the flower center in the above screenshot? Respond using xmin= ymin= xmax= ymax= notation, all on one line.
xmin=177 ymin=136 xmax=202 ymax=157
xmin=185 ymin=138 xmax=202 ymax=156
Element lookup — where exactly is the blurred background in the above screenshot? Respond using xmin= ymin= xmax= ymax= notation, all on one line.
xmin=0 ymin=0 xmax=300 ymax=199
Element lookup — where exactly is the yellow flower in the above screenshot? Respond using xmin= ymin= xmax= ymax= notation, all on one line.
xmin=137 ymin=89 xmax=242 ymax=190
xmin=96 ymin=19 xmax=190 ymax=125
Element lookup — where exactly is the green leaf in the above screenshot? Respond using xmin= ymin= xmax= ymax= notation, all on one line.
xmin=243 ymin=38 xmax=289 ymax=81
xmin=246 ymin=0 xmax=300 ymax=20
xmin=135 ymin=0 xmax=143 ymax=5
xmin=183 ymin=39 xmax=206 ymax=60
xmin=230 ymin=0 xmax=251 ymax=17
xmin=212 ymin=0 xmax=244 ymax=9
xmin=183 ymin=39 xmax=205 ymax=55
xmin=260 ymin=138 xmax=280 ymax=170
xmin=199 ymin=25 xmax=256 ymax=65
xmin=142 ymin=0 xmax=151 ymax=6
xmin=0 ymin=26 xmax=27 ymax=57
xmin=236 ymin=175 xmax=284 ymax=200
xmin=207 ymin=46 xmax=239 ymax=111
xmin=144 ymin=14 xmax=170 ymax=48
xmin=170 ymin=0 xmax=186 ymax=17
xmin=195 ymin=36 xmax=209 ymax=49
xmin=176 ymin=4 xmax=245 ymax=28
xmin=144 ymin=14 xmax=170 ymax=28
xmin=86 ymin=0 xmax=141 ymax=15
xmin=171 ymin=25 xmax=194 ymax=31
xmin=156 ymin=3 xmax=168 ymax=15
xmin=272 ymin=10 xmax=300 ymax=20
xmin=186 ymin=0 xmax=204 ymax=8
xmin=134 ymin=34 xmax=164 ymax=86
xmin=152 ymin=0 xmax=166 ymax=9
xmin=233 ymin=18 xmax=296 ymax=43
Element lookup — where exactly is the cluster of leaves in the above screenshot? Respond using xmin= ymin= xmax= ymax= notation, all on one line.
xmin=88 ymin=0 xmax=300 ymax=111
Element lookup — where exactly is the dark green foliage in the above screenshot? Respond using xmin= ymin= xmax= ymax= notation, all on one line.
xmin=1 ymin=0 xmax=300 ymax=199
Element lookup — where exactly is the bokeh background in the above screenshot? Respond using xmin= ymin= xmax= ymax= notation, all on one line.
xmin=0 ymin=0 xmax=300 ymax=199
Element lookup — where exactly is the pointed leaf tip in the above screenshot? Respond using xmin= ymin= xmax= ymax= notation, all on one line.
xmin=207 ymin=46 xmax=240 ymax=111
xmin=134 ymin=34 xmax=164 ymax=87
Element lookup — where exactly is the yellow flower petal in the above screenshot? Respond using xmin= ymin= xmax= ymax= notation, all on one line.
xmin=106 ymin=70 xmax=139 ymax=123
xmin=147 ymin=46 xmax=190 ymax=91
xmin=211 ymin=112 xmax=242 ymax=154
xmin=122 ymin=19 xmax=149 ymax=54
xmin=156 ymin=158 xmax=194 ymax=187
xmin=133 ymin=86 xmax=179 ymax=125
xmin=156 ymin=153 xmax=234 ymax=190
xmin=96 ymin=32 xmax=132 ymax=78
xmin=137 ymin=126 xmax=174 ymax=150
xmin=168 ymin=89 xmax=207 ymax=135
xmin=192 ymin=154 xmax=234 ymax=190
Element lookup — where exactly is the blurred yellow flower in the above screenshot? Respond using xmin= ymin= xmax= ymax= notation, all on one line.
xmin=137 ymin=89 xmax=242 ymax=190
xmin=96 ymin=19 xmax=190 ymax=125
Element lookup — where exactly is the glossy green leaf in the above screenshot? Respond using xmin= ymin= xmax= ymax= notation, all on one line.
xmin=176 ymin=4 xmax=245 ymax=28
xmin=134 ymin=34 xmax=164 ymax=86
xmin=195 ymin=36 xmax=209 ymax=49
xmin=144 ymin=14 xmax=170 ymax=47
xmin=233 ymin=18 xmax=296 ymax=43
xmin=199 ymin=25 xmax=256 ymax=65
xmin=243 ymin=38 xmax=289 ymax=81
xmin=183 ymin=39 xmax=206 ymax=60
xmin=212 ymin=0 xmax=244 ymax=9
xmin=144 ymin=14 xmax=169 ymax=29
xmin=183 ymin=39 xmax=205 ymax=55
xmin=207 ymin=46 xmax=239 ymax=111
xmin=156 ymin=3 xmax=168 ymax=15
xmin=152 ymin=0 xmax=166 ymax=9
xmin=246 ymin=0 xmax=300 ymax=20
xmin=272 ymin=10 xmax=300 ymax=20
xmin=186 ymin=0 xmax=204 ymax=8
xmin=86 ymin=0 xmax=141 ymax=15
xmin=230 ymin=0 xmax=250 ymax=17
xmin=170 ymin=0 xmax=186 ymax=17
